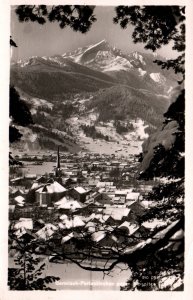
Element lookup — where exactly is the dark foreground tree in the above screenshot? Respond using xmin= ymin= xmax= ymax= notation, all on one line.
xmin=15 ymin=5 xmax=96 ymax=33
xmin=8 ymin=233 xmax=59 ymax=290
xmin=114 ymin=6 xmax=185 ymax=81
xmin=113 ymin=5 xmax=185 ymax=290
xmin=9 ymin=85 xmax=34 ymax=144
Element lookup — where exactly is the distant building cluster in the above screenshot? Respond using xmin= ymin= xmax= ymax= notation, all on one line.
xmin=9 ymin=148 xmax=162 ymax=258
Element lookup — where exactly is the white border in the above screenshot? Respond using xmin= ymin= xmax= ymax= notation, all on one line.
xmin=1 ymin=1 xmax=193 ymax=299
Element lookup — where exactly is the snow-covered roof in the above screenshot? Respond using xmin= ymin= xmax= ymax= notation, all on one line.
xmin=74 ymin=186 xmax=87 ymax=194
xmin=61 ymin=232 xmax=74 ymax=244
xmin=25 ymin=174 xmax=37 ymax=179
xmin=103 ymin=207 xmax=131 ymax=220
xmin=118 ymin=221 xmax=139 ymax=235
xmin=58 ymin=200 xmax=82 ymax=210
xmin=97 ymin=182 xmax=114 ymax=188
xmin=31 ymin=182 xmax=39 ymax=190
xmin=94 ymin=214 xmax=109 ymax=223
xmin=14 ymin=227 xmax=35 ymax=239
xmin=36 ymin=223 xmax=58 ymax=240
xmin=85 ymin=221 xmax=95 ymax=228
xmin=115 ymin=189 xmax=132 ymax=196
xmin=36 ymin=228 xmax=55 ymax=240
xmin=14 ymin=195 xmax=25 ymax=202
xmin=54 ymin=197 xmax=68 ymax=206
xmin=126 ymin=192 xmax=140 ymax=200
xmin=88 ymin=213 xmax=109 ymax=223
xmin=91 ymin=231 xmax=118 ymax=243
xmin=14 ymin=218 xmax=33 ymax=230
xmin=10 ymin=188 xmax=24 ymax=195
xmin=36 ymin=181 xmax=67 ymax=194
xmin=62 ymin=216 xmax=85 ymax=229
xmin=91 ymin=231 xmax=106 ymax=243
xmin=59 ymin=214 xmax=68 ymax=220
xmin=142 ymin=219 xmax=168 ymax=230
xmin=58 ymin=222 xmax=66 ymax=229
xmin=44 ymin=223 xmax=58 ymax=231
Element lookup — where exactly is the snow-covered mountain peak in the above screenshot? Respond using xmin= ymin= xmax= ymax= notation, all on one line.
xmin=130 ymin=51 xmax=146 ymax=65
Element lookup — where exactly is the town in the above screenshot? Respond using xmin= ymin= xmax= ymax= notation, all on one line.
xmin=9 ymin=147 xmax=166 ymax=265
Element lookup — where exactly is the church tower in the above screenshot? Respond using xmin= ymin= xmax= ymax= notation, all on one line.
xmin=55 ymin=146 xmax=61 ymax=177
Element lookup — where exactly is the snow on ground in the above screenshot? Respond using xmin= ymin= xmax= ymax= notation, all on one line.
xmin=32 ymin=98 xmax=53 ymax=109
xmin=24 ymin=97 xmax=53 ymax=110
xmin=47 ymin=57 xmax=67 ymax=66
xmin=143 ymin=218 xmax=168 ymax=230
xmin=132 ymin=52 xmax=146 ymax=65
xmin=138 ymin=68 xmax=147 ymax=76
xmin=101 ymin=56 xmax=133 ymax=72
xmin=78 ymin=95 xmax=93 ymax=104
xmin=52 ymin=129 xmax=67 ymax=137
xmin=132 ymin=119 xmax=149 ymax=140
xmin=150 ymin=73 xmax=166 ymax=83
xmin=30 ymin=108 xmax=37 ymax=115
xmin=67 ymin=113 xmax=148 ymax=156
xmin=124 ymin=119 xmax=149 ymax=141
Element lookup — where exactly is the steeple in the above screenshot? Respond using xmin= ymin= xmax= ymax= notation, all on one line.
xmin=56 ymin=146 xmax=60 ymax=169
xmin=55 ymin=146 xmax=61 ymax=177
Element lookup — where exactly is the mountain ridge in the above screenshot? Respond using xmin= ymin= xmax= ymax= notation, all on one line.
xmin=10 ymin=39 xmax=179 ymax=155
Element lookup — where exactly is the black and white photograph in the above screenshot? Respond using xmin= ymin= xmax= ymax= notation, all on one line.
xmin=1 ymin=0 xmax=192 ymax=296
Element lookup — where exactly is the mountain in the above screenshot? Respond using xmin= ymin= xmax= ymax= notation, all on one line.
xmin=11 ymin=40 xmax=178 ymax=98
xmin=61 ymin=39 xmax=178 ymax=94
xmin=10 ymin=40 xmax=179 ymax=155
xmin=11 ymin=56 xmax=116 ymax=99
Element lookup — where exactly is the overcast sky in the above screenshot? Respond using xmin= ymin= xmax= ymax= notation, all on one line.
xmin=11 ymin=6 xmax=178 ymax=62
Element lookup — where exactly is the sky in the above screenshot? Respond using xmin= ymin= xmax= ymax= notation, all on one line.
xmin=11 ymin=6 xmax=178 ymax=62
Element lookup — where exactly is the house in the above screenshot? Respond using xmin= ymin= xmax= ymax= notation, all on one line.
xmin=35 ymin=181 xmax=67 ymax=206
xmin=104 ymin=207 xmax=135 ymax=225
xmin=56 ymin=199 xmax=83 ymax=211
xmin=126 ymin=192 xmax=140 ymax=206
xmin=91 ymin=231 xmax=118 ymax=253
xmin=61 ymin=232 xmax=76 ymax=253
xmin=85 ymin=221 xmax=96 ymax=233
xmin=113 ymin=196 xmax=125 ymax=205
xmin=97 ymin=234 xmax=118 ymax=250
xmin=10 ymin=177 xmax=23 ymax=186
xmin=33 ymin=219 xmax=45 ymax=231
xmin=118 ymin=221 xmax=139 ymax=236
xmin=14 ymin=218 xmax=33 ymax=230
xmin=60 ymin=216 xmax=85 ymax=230
xmin=131 ymin=225 xmax=150 ymax=239
xmin=36 ymin=176 xmax=48 ymax=184
xmin=14 ymin=195 xmax=25 ymax=206
xmin=14 ymin=227 xmax=36 ymax=241
xmin=59 ymin=214 xmax=68 ymax=221
xmin=54 ymin=197 xmax=68 ymax=208
xmin=129 ymin=201 xmax=146 ymax=217
xmin=88 ymin=179 xmax=100 ymax=187
xmin=24 ymin=174 xmax=37 ymax=180
xmin=88 ymin=213 xmax=109 ymax=224
xmin=96 ymin=182 xmax=114 ymax=188
xmin=83 ymin=201 xmax=102 ymax=215
xmin=91 ymin=231 xmax=106 ymax=243
xmin=36 ymin=223 xmax=58 ymax=241
xmin=10 ymin=188 xmax=25 ymax=198
xmin=71 ymin=186 xmax=88 ymax=202
xmin=96 ymin=193 xmax=112 ymax=206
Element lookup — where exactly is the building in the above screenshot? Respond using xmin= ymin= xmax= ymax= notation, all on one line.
xmin=71 ymin=186 xmax=88 ymax=202
xmin=35 ymin=181 xmax=67 ymax=206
